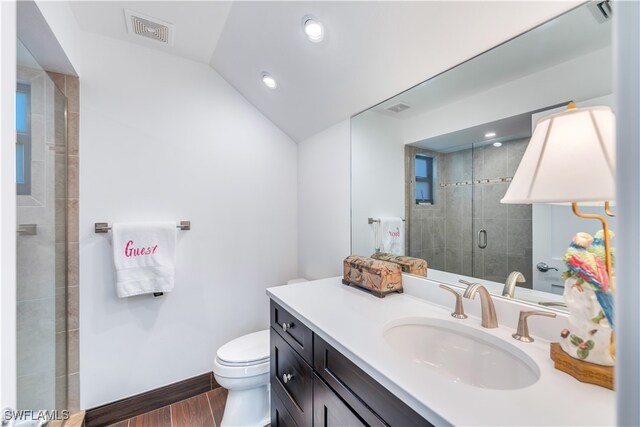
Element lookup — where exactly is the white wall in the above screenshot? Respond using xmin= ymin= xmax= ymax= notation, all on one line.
xmin=351 ymin=112 xmax=405 ymax=256
xmin=299 ymin=112 xmax=405 ymax=270
xmin=297 ymin=120 xmax=351 ymax=280
xmin=38 ymin=3 xmax=297 ymax=408
xmin=0 ymin=0 xmax=17 ymax=410
xmin=404 ymin=47 xmax=613 ymax=145
xmin=615 ymin=1 xmax=640 ymax=424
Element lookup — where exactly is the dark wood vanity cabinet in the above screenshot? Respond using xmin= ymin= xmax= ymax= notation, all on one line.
xmin=272 ymin=388 xmax=301 ymax=427
xmin=271 ymin=328 xmax=314 ymax=426
xmin=270 ymin=301 xmax=431 ymax=427
xmin=314 ymin=335 xmax=429 ymax=427
xmin=313 ymin=374 xmax=366 ymax=427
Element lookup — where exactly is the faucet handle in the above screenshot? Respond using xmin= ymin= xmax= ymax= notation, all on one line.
xmin=458 ymin=278 xmax=475 ymax=287
xmin=512 ymin=310 xmax=557 ymax=343
xmin=439 ymin=285 xmax=467 ymax=319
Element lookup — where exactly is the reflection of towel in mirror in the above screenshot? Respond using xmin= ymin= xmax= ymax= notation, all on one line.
xmin=112 ymin=222 xmax=176 ymax=297
xmin=375 ymin=217 xmax=404 ymax=256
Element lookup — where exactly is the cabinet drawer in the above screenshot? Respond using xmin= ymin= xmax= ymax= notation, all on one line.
xmin=271 ymin=300 xmax=314 ymax=364
xmin=271 ymin=328 xmax=313 ymax=427
xmin=272 ymin=391 xmax=298 ymax=427
xmin=314 ymin=335 xmax=431 ymax=427
xmin=314 ymin=374 xmax=367 ymax=427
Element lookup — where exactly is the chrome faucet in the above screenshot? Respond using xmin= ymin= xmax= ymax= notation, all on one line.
xmin=462 ymin=282 xmax=498 ymax=328
xmin=502 ymin=271 xmax=526 ymax=298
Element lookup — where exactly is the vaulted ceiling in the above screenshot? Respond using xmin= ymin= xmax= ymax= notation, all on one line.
xmin=68 ymin=1 xmax=580 ymax=142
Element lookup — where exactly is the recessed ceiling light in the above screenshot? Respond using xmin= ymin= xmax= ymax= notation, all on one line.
xmin=493 ymin=142 xmax=503 ymax=147
xmin=485 ymin=132 xmax=496 ymax=138
xmin=261 ymin=72 xmax=277 ymax=89
xmin=303 ymin=16 xmax=324 ymax=42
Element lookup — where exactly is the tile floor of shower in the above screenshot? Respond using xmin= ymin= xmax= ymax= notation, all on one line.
xmin=106 ymin=388 xmax=270 ymax=427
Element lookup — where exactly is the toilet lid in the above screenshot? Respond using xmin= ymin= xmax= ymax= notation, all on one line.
xmin=217 ymin=329 xmax=270 ymax=365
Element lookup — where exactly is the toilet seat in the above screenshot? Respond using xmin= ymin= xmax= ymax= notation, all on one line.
xmin=216 ymin=329 xmax=269 ymax=365
xmin=214 ymin=357 xmax=269 ymax=378
xmin=216 ymin=356 xmax=269 ymax=367
xmin=213 ymin=329 xmax=270 ymax=378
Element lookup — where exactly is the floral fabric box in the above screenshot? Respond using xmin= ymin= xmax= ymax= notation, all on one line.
xmin=342 ymin=255 xmax=403 ymax=298
xmin=370 ymin=252 xmax=428 ymax=277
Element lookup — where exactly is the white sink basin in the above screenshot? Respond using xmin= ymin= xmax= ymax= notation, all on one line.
xmin=383 ymin=317 xmax=540 ymax=390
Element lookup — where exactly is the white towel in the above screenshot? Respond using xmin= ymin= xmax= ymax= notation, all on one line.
xmin=112 ymin=222 xmax=176 ymax=298
xmin=375 ymin=217 xmax=404 ymax=256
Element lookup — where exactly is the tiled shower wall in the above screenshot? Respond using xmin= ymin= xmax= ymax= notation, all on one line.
xmin=406 ymin=138 xmax=532 ymax=285
xmin=48 ymin=71 xmax=80 ymax=413
xmin=405 ymin=146 xmax=471 ymax=273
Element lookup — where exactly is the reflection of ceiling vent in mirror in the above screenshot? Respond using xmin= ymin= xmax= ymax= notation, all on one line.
xmin=386 ymin=103 xmax=411 ymax=113
xmin=588 ymin=1 xmax=612 ymax=24
xmin=124 ymin=9 xmax=174 ymax=45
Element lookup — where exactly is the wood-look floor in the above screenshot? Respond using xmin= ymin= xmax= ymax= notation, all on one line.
xmin=107 ymin=388 xmax=227 ymax=427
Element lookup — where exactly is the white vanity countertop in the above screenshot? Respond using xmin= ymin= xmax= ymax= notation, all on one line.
xmin=266 ymin=277 xmax=615 ymax=426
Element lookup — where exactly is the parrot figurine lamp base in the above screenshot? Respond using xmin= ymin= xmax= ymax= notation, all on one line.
xmin=551 ymin=202 xmax=615 ymax=390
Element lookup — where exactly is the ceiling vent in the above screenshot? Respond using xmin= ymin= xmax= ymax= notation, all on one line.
xmin=588 ymin=1 xmax=612 ymax=24
xmin=386 ymin=103 xmax=411 ymax=113
xmin=124 ymin=9 xmax=174 ymax=45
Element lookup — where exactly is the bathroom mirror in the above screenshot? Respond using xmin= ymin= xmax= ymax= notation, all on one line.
xmin=351 ymin=2 xmax=614 ymax=309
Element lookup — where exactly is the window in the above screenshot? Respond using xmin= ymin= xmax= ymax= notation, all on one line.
xmin=415 ymin=154 xmax=433 ymax=204
xmin=16 ymin=83 xmax=31 ymax=195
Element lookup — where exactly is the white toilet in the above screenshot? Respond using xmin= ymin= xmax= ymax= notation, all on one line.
xmin=213 ymin=329 xmax=271 ymax=427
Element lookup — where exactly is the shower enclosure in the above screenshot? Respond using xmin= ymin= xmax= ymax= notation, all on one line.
xmin=405 ymin=137 xmax=533 ymax=286
xmin=16 ymin=38 xmax=68 ymax=413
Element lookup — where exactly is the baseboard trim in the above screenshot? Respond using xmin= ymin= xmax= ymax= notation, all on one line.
xmin=85 ymin=372 xmax=218 ymax=427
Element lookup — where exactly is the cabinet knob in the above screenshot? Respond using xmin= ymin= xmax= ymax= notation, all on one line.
xmin=282 ymin=322 xmax=292 ymax=332
xmin=282 ymin=373 xmax=293 ymax=384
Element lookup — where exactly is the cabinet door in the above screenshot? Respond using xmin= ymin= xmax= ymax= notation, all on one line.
xmin=314 ymin=335 xmax=431 ymax=426
xmin=314 ymin=375 xmax=366 ymax=427
xmin=271 ymin=300 xmax=314 ymax=364
xmin=272 ymin=392 xmax=298 ymax=427
xmin=271 ymin=328 xmax=313 ymax=427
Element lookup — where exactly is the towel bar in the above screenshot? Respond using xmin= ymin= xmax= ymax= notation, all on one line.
xmin=95 ymin=220 xmax=191 ymax=233
xmin=368 ymin=217 xmax=405 ymax=224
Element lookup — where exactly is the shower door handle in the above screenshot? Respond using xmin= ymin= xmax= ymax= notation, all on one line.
xmin=477 ymin=229 xmax=487 ymax=249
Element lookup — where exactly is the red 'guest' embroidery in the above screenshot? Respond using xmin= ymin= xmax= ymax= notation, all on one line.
xmin=124 ymin=240 xmax=158 ymax=257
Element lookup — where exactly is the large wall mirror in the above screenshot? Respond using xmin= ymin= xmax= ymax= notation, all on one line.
xmin=351 ymin=2 xmax=615 ymax=309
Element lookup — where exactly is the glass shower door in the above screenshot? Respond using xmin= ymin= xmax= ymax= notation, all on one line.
xmin=16 ymin=39 xmax=68 ymax=413
xmin=471 ymin=139 xmax=533 ymax=286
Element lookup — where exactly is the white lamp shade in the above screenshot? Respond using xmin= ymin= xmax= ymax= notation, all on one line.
xmin=501 ymin=105 xmax=615 ymax=204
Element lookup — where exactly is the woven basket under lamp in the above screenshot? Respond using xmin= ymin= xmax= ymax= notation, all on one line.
xmin=501 ymin=102 xmax=616 ymax=390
